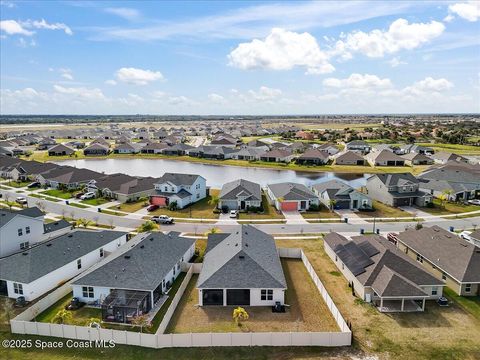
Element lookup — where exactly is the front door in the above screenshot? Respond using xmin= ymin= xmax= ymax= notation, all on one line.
xmin=352 ymin=200 xmax=358 ymax=209
xmin=0 ymin=280 xmax=8 ymax=296
xmin=240 ymin=201 xmax=246 ymax=210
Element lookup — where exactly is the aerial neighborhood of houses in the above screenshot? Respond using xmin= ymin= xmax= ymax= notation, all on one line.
xmin=0 ymin=117 xmax=479 ymax=351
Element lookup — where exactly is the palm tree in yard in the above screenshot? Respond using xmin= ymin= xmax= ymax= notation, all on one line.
xmin=328 ymin=199 xmax=337 ymax=212
xmin=441 ymin=189 xmax=453 ymax=208
xmin=208 ymin=194 xmax=219 ymax=208
xmin=52 ymin=309 xmax=72 ymax=324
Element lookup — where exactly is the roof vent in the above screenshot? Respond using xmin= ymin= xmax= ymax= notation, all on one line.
xmin=140 ymin=245 xmax=144 ymax=249
xmin=239 ymin=255 xmax=245 ymax=259
xmin=245 ymin=243 xmax=248 ymax=247
xmin=46 ymin=243 xmax=52 ymax=247
xmin=235 ymin=243 xmax=238 ymax=247
xmin=54 ymin=222 xmax=58 ymax=225
xmin=22 ymin=252 xmax=28 ymax=255
xmin=68 ymin=234 xmax=73 ymax=238
xmin=150 ymin=238 xmax=154 ymax=241
xmin=124 ymin=255 xmax=130 ymax=259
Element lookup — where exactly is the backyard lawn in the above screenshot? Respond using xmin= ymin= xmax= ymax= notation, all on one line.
xmin=238 ymin=194 xmax=285 ymax=220
xmin=166 ymin=259 xmax=338 ymax=334
xmin=148 ymin=190 xmax=220 ymax=219
xmin=357 ymin=200 xmax=409 ymax=219
xmin=40 ymin=189 xmax=75 ymax=199
xmin=421 ymin=198 xmax=480 ymax=216
xmin=274 ymin=237 xmax=480 ymax=360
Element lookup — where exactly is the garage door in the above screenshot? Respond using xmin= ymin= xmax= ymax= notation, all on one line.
xmin=281 ymin=201 xmax=297 ymax=211
xmin=150 ymin=196 xmax=167 ymax=206
xmin=226 ymin=289 xmax=250 ymax=306
xmin=202 ymin=289 xmax=223 ymax=305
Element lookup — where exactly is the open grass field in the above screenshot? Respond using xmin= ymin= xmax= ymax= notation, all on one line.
xmin=356 ymin=200 xmax=409 ymax=219
xmin=275 ymin=237 xmax=480 ymax=360
xmin=238 ymin=195 xmax=285 ymax=220
xmin=296 ymin=122 xmax=384 ymax=130
xmin=166 ymin=259 xmax=338 ymax=334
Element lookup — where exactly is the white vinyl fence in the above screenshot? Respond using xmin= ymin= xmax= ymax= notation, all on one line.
xmin=11 ymin=249 xmax=351 ymax=348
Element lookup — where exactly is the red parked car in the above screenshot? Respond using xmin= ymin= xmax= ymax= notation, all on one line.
xmin=146 ymin=204 xmax=159 ymax=212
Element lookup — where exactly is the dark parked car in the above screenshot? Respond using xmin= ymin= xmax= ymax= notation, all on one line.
xmin=27 ymin=182 xmax=40 ymax=188
xmin=147 ymin=204 xmax=159 ymax=212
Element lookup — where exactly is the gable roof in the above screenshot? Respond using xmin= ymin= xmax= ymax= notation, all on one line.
xmin=394 ymin=226 xmax=480 ymax=283
xmin=219 ymin=179 xmax=261 ymax=201
xmin=0 ymin=207 xmax=44 ymax=228
xmin=368 ymin=173 xmax=419 ymax=187
xmin=72 ymin=232 xmax=194 ymax=291
xmin=268 ymin=182 xmax=317 ymax=201
xmin=336 ymin=151 xmax=365 ymax=162
xmin=298 ymin=148 xmax=329 ymax=160
xmin=154 ymin=172 xmax=205 ymax=186
xmin=0 ymin=230 xmax=127 ymax=283
xmin=197 ymin=225 xmax=287 ymax=289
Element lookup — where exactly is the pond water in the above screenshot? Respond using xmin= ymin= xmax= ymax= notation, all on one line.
xmin=55 ymin=158 xmax=370 ymax=189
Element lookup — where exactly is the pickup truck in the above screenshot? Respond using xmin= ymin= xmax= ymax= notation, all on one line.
xmin=151 ymin=215 xmax=175 ymax=224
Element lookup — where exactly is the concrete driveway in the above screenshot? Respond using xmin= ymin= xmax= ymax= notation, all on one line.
xmin=335 ymin=209 xmax=369 ymax=225
xmin=282 ymin=210 xmax=308 ymax=224
xmin=398 ymin=206 xmax=432 ymax=218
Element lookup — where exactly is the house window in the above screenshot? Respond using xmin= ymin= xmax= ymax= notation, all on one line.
xmin=13 ymin=283 xmax=23 ymax=295
xmin=173 ymin=267 xmax=176 ymax=276
xmin=20 ymin=242 xmax=29 ymax=250
xmin=77 ymin=259 xmax=82 ymax=269
xmin=442 ymin=272 xmax=447 ymax=281
xmin=197 ymin=193 xmax=200 ymax=199
xmin=465 ymin=284 xmax=472 ymax=293
xmin=261 ymin=289 xmax=273 ymax=301
xmin=341 ymin=262 xmax=345 ymax=270
xmin=164 ymin=186 xmax=168 ymax=191
xmin=82 ymin=286 xmax=94 ymax=298
xmin=432 ymin=287 xmax=438 ymax=296
xmin=25 ymin=226 xmax=31 ymax=234
xmin=177 ymin=263 xmax=180 ymax=270
xmin=416 ymin=254 xmax=424 ymax=263
xmin=99 ymin=248 xmax=104 ymax=257
xmin=18 ymin=228 xmax=23 ymax=236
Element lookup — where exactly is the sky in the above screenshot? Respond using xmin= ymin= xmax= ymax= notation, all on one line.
xmin=0 ymin=0 xmax=479 ymax=115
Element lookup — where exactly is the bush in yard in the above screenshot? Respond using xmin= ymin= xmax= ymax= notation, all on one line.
xmin=52 ymin=309 xmax=72 ymax=324
xmin=309 ymin=203 xmax=319 ymax=211
xmin=232 ymin=307 xmax=249 ymax=326
xmin=168 ymin=200 xmax=178 ymax=211
xmin=138 ymin=220 xmax=158 ymax=233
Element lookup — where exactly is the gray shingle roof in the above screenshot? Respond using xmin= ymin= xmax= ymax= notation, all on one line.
xmin=73 ymin=232 xmax=194 ymax=291
xmin=197 ymin=225 xmax=287 ymax=289
xmin=268 ymin=182 xmax=317 ymax=201
xmin=368 ymin=173 xmax=419 ymax=187
xmin=395 ymin=226 xmax=480 ymax=283
xmin=43 ymin=219 xmax=72 ymax=234
xmin=0 ymin=230 xmax=127 ymax=283
xmin=155 ymin=172 xmax=204 ymax=186
xmin=0 ymin=207 xmax=44 ymax=229
xmin=219 ymin=179 xmax=261 ymax=201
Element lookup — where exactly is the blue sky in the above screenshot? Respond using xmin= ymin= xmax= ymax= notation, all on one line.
xmin=1 ymin=0 xmax=479 ymax=115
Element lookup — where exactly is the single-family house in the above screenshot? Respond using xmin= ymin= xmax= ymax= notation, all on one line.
xmin=432 ymin=151 xmax=469 ymax=164
xmin=197 ymin=225 xmax=287 ymax=306
xmin=346 ymin=140 xmax=371 ymax=154
xmin=366 ymin=173 xmax=432 ymax=207
xmin=218 ymin=179 xmax=262 ymax=211
xmin=400 ymin=144 xmax=434 ymax=155
xmin=323 ymin=233 xmax=444 ymax=312
xmin=113 ymin=142 xmax=143 ymax=154
xmin=84 ymin=143 xmax=110 ymax=156
xmin=367 ymin=149 xmax=405 ymax=167
xmin=312 ymin=180 xmax=372 ymax=210
xmin=37 ymin=166 xmax=103 ymax=189
xmin=401 ymin=152 xmax=434 ymax=166
xmin=335 ymin=151 xmax=367 ymax=166
xmin=141 ymin=142 xmax=168 ymax=154
xmin=390 ymin=226 xmax=480 ymax=296
xmin=0 ymin=230 xmax=127 ymax=301
xmin=71 ymin=231 xmax=195 ymax=324
xmin=230 ymin=146 xmax=267 ymax=161
xmin=260 ymin=149 xmax=294 ymax=163
xmin=88 ymin=173 xmax=159 ymax=202
xmin=266 ymin=182 xmax=319 ymax=211
xmin=296 ymin=149 xmax=329 ymax=165
xmin=316 ymin=143 xmax=340 ymax=156
xmin=150 ymin=173 xmax=207 ymax=209
xmin=47 ymin=144 xmax=75 ymax=157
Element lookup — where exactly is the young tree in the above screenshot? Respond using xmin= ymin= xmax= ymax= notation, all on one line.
xmin=137 ymin=220 xmax=157 ymax=233
xmin=52 ymin=309 xmax=73 ymax=324
xmin=131 ymin=314 xmax=151 ymax=333
xmin=208 ymin=195 xmax=219 ymax=208
xmin=440 ymin=189 xmax=453 ymax=207
xmin=328 ymin=199 xmax=337 ymax=212
xmin=76 ymin=218 xmax=93 ymax=228
xmin=232 ymin=307 xmax=249 ymax=326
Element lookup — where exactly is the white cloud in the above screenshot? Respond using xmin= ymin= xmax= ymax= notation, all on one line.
xmin=403 ymin=77 xmax=454 ymax=95
xmin=228 ymin=28 xmax=334 ymax=75
xmin=105 ymin=7 xmax=141 ymax=21
xmin=168 ymin=95 xmax=190 ymax=105
xmin=0 ymin=20 xmax=34 ymax=36
xmin=59 ymin=68 xmax=74 ymax=80
xmin=448 ymin=1 xmax=480 ymax=22
xmin=53 ymin=85 xmax=105 ymax=99
xmin=443 ymin=14 xmax=455 ymax=23
xmin=323 ymin=73 xmax=393 ymax=89
xmin=115 ymin=67 xmax=164 ymax=85
xmin=105 ymin=79 xmax=117 ymax=86
xmin=25 ymin=19 xmax=73 ymax=35
xmin=208 ymin=93 xmax=226 ymax=103
xmin=388 ymin=57 xmax=407 ymax=67
xmin=247 ymin=86 xmax=282 ymax=101
xmin=335 ymin=18 xmax=445 ymax=58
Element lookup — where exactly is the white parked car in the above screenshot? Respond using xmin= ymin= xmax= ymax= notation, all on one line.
xmin=467 ymin=199 xmax=480 ymax=206
xmin=15 ymin=196 xmax=28 ymax=205
xmin=459 ymin=231 xmax=472 ymax=241
xmin=80 ymin=192 xmax=96 ymax=200
xmin=229 ymin=210 xmax=239 ymax=218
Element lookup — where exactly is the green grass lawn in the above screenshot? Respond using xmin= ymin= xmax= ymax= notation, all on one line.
xmin=109 ymin=199 xmax=148 ymax=213
xmin=69 ymin=202 xmax=89 ymax=208
xmin=29 ymin=193 xmax=61 ymax=202
xmin=417 ymin=142 xmax=480 ymax=155
xmin=301 ymin=204 xmax=340 ymax=219
xmin=148 ymin=189 xmax=220 ymax=219
xmin=80 ymin=197 xmax=110 ymax=206
xmin=40 ymin=189 xmax=74 ymax=199
xmin=4 ymin=180 xmax=31 ymax=188
xmin=421 ymin=198 xmax=480 ymax=216
xmin=357 ymin=200 xmax=409 ymax=219
xmin=101 ymin=209 xmax=127 ymax=216
xmin=443 ymin=288 xmax=480 ymax=321
xmin=238 ymin=194 xmax=285 ymax=220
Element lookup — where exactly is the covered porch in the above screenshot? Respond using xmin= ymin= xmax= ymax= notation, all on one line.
xmin=374 ymin=296 xmax=427 ymax=313
xmin=101 ymin=289 xmax=152 ymax=324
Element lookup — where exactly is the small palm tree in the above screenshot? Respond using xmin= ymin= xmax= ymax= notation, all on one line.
xmin=76 ymin=218 xmax=93 ymax=228
xmin=440 ymin=189 xmax=453 ymax=207
xmin=208 ymin=195 xmax=219 ymax=208
xmin=86 ymin=317 xmax=102 ymax=328
xmin=232 ymin=307 xmax=249 ymax=326
xmin=328 ymin=199 xmax=337 ymax=212
xmin=52 ymin=309 xmax=72 ymax=324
